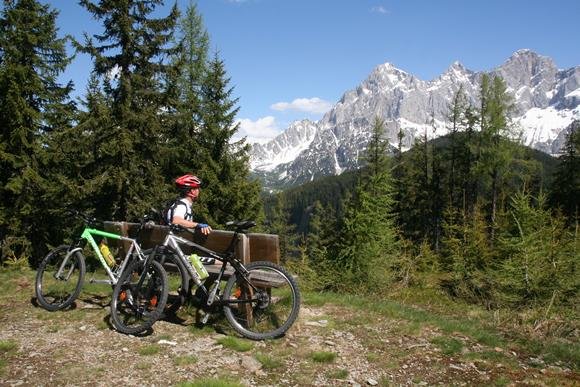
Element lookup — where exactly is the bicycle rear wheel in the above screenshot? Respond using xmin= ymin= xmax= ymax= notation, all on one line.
xmin=35 ymin=245 xmax=85 ymax=311
xmin=110 ymin=259 xmax=168 ymax=335
xmin=223 ymin=261 xmax=300 ymax=340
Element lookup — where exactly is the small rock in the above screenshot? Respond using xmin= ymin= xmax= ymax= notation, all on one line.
xmin=158 ymin=339 xmax=177 ymax=346
xmin=79 ymin=325 xmax=87 ymax=331
xmin=288 ymin=342 xmax=298 ymax=348
xmin=402 ymin=364 xmax=408 ymax=369
xmin=367 ymin=378 xmax=378 ymax=386
xmin=240 ymin=355 xmax=262 ymax=373
xmin=348 ymin=381 xmax=361 ymax=387
xmin=122 ymin=347 xmax=128 ymax=352
xmin=305 ymin=321 xmax=327 ymax=327
xmin=494 ymin=347 xmax=503 ymax=352
xmin=324 ymin=340 xmax=336 ymax=346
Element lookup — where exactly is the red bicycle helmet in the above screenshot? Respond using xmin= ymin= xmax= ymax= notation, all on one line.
xmin=175 ymin=174 xmax=202 ymax=189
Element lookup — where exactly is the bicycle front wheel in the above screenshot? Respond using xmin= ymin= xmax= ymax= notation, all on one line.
xmin=223 ymin=261 xmax=300 ymax=340
xmin=35 ymin=245 xmax=86 ymax=311
xmin=110 ymin=260 xmax=168 ymax=335
xmin=148 ymin=246 xmax=189 ymax=315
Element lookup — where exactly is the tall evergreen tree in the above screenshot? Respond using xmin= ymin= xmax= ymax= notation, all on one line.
xmin=163 ymin=1 xmax=210 ymax=178
xmin=0 ymin=0 xmax=75 ymax=260
xmin=334 ymin=117 xmax=398 ymax=291
xmin=397 ymin=126 xmax=432 ymax=242
xmin=446 ymin=86 xmax=468 ymax=209
xmin=550 ymin=121 xmax=579 ymax=223
xmin=475 ymin=74 xmax=516 ymax=241
xmin=75 ymin=0 xmax=180 ymax=221
xmin=196 ymin=53 xmax=262 ymax=226
xmin=495 ymin=192 xmax=578 ymax=307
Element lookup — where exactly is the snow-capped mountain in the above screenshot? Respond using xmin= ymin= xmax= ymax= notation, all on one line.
xmin=250 ymin=50 xmax=580 ymax=187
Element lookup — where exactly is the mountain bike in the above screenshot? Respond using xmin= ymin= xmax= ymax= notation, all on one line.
xmin=35 ymin=211 xmax=168 ymax=335
xmin=151 ymin=220 xmax=301 ymax=340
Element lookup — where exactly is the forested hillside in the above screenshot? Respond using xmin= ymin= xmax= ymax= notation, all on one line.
xmin=0 ymin=0 xmax=262 ymax=264
xmin=267 ymin=79 xmax=579 ymax=313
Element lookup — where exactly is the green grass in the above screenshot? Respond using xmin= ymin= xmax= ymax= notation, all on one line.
xmin=430 ymin=336 xmax=464 ymax=355
xmin=189 ymin=324 xmax=215 ymax=337
xmin=255 ymin=353 xmax=283 ymax=369
xmin=0 ymin=358 xmax=7 ymax=375
xmin=0 ymin=340 xmax=17 ymax=353
xmin=304 ymin=289 xmax=579 ymax=370
xmin=173 ymin=355 xmax=198 ymax=366
xmin=0 ymin=340 xmax=18 ymax=377
xmin=327 ymin=368 xmax=348 ymax=379
xmin=176 ymin=378 xmax=243 ymax=387
xmin=310 ymin=351 xmax=337 ymax=363
xmin=216 ymin=336 xmax=254 ymax=352
xmin=138 ymin=344 xmax=161 ymax=356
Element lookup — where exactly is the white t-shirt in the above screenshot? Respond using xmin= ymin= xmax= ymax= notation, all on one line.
xmin=166 ymin=199 xmax=192 ymax=224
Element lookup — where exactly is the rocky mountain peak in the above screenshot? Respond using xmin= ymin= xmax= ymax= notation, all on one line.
xmin=250 ymin=50 xmax=579 ymax=189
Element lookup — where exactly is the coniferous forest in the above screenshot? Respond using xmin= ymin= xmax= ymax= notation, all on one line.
xmin=0 ymin=0 xmax=262 ymax=263
xmin=1 ymin=0 xmax=578 ymax=321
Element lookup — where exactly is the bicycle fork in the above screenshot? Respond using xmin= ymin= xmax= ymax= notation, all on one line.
xmin=55 ymin=248 xmax=83 ymax=281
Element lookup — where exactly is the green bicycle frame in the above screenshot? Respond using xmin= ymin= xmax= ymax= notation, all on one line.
xmin=80 ymin=228 xmax=142 ymax=285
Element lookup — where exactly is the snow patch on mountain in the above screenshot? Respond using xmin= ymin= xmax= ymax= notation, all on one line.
xmin=250 ymin=50 xmax=579 ymax=188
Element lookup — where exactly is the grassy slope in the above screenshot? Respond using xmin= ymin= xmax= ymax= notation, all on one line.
xmin=0 ymin=266 xmax=577 ymax=386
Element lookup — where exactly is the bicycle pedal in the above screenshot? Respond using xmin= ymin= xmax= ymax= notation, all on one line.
xmin=200 ymin=312 xmax=211 ymax=325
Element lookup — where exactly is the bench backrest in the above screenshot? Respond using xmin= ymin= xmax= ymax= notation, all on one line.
xmin=103 ymin=222 xmax=279 ymax=265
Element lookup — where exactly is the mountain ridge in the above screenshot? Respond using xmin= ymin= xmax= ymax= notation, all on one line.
xmin=250 ymin=50 xmax=580 ymax=189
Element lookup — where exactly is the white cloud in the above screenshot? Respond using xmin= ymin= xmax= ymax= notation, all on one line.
xmin=270 ymin=97 xmax=332 ymax=114
xmin=371 ymin=6 xmax=389 ymax=14
xmin=235 ymin=116 xmax=281 ymax=144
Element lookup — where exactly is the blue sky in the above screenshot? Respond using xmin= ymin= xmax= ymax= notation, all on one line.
xmin=44 ymin=0 xmax=580 ymax=143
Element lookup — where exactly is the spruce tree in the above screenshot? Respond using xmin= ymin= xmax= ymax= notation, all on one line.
xmin=550 ymin=121 xmax=579 ymax=223
xmin=446 ymin=86 xmax=468 ymax=209
xmin=0 ymin=0 xmax=75 ymax=260
xmin=47 ymin=74 xmax=115 ymax=220
xmin=335 ymin=117 xmax=398 ymax=291
xmin=495 ymin=192 xmax=578 ymax=307
xmin=474 ymin=74 xmax=516 ymax=242
xmin=441 ymin=205 xmax=495 ymax=307
xmin=163 ymin=1 xmax=210 ymax=178
xmin=195 ymin=53 xmax=262 ymax=226
xmin=75 ymin=0 xmax=180 ymax=221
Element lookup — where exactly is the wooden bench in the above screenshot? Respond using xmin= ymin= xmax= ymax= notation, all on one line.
xmin=103 ymin=222 xmax=280 ymax=278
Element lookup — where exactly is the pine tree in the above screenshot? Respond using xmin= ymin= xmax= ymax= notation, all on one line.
xmin=0 ymin=0 xmax=75 ymax=261
xmin=397 ymin=126 xmax=432 ymax=242
xmin=268 ymin=193 xmax=298 ymax=262
xmin=195 ymin=53 xmax=262 ymax=226
xmin=334 ymin=117 xmax=399 ymax=291
xmin=441 ymin=205 xmax=495 ymax=307
xmin=474 ymin=74 xmax=517 ymax=242
xmin=550 ymin=121 xmax=579 ymax=223
xmin=163 ymin=1 xmax=210 ymax=178
xmin=75 ymin=0 xmax=180 ymax=221
xmin=495 ymin=192 xmax=578 ymax=307
xmin=446 ymin=86 xmax=468 ymax=209
xmin=46 ymin=74 xmax=115 ymax=219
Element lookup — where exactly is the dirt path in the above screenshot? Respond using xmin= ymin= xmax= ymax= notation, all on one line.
xmin=0 ymin=273 xmax=577 ymax=386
